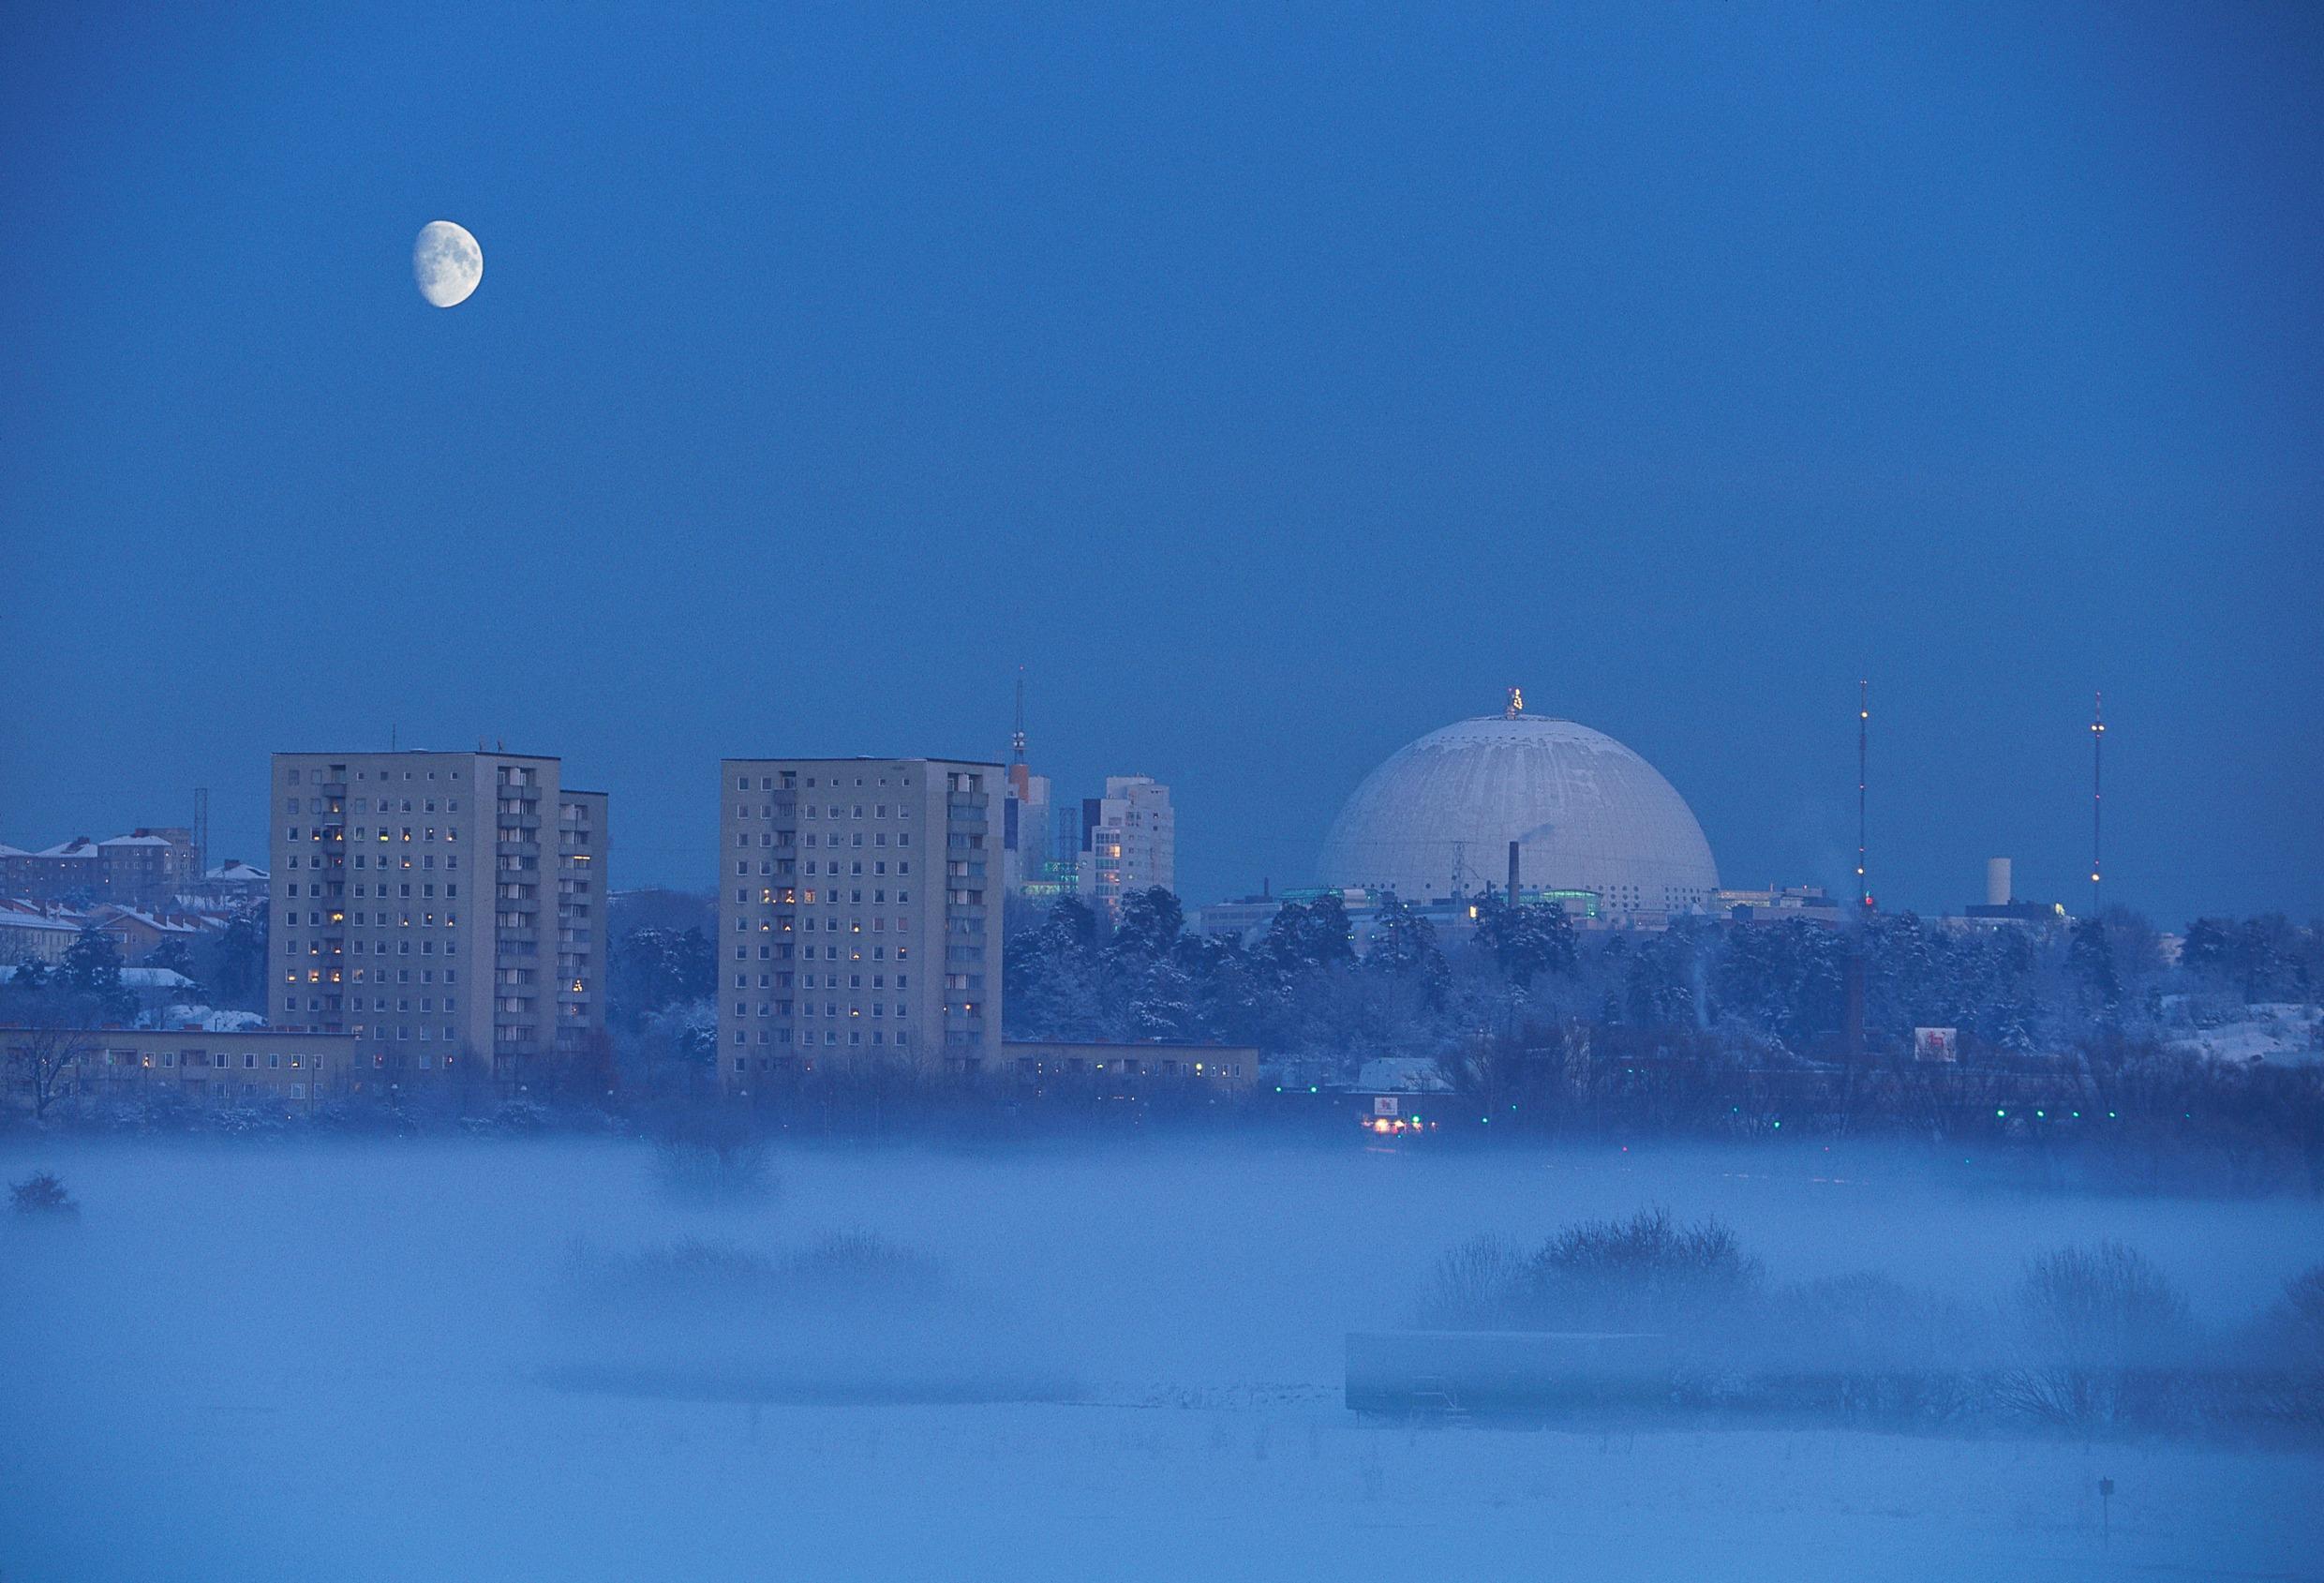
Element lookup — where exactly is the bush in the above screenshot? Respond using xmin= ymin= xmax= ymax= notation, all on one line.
xmin=568 ymin=1237 xmax=782 ymax=1312
xmin=1519 ymin=1208 xmax=1764 ymax=1335
xmin=462 ymin=1098 xmax=553 ymax=1137
xmin=10 ymin=1171 xmax=79 ymax=1217
xmin=2001 ymin=1239 xmax=2196 ymax=1429
xmin=567 ymin=1231 xmax=944 ymax=1318
xmin=1760 ymin=1272 xmax=1981 ymax=1425
xmin=1411 ymin=1233 xmax=1527 ymax=1329
xmin=651 ymin=1110 xmax=774 ymax=1204
xmin=2238 ymin=1263 xmax=2324 ymax=1428
xmin=784 ymin=1230 xmax=945 ymax=1307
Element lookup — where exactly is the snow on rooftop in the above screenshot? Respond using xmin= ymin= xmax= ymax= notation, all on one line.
xmin=0 ymin=910 xmax=81 ymax=933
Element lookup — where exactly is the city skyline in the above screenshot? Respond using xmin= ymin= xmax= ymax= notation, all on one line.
xmin=4 ymin=7 xmax=2317 ymax=924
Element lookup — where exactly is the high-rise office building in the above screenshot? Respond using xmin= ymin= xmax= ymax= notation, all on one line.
xmin=719 ymin=757 xmax=1004 ymax=1091
xmin=1003 ymin=767 xmax=1054 ymax=896
xmin=1078 ymin=775 xmax=1175 ymax=923
xmin=268 ymin=751 xmax=608 ymax=1086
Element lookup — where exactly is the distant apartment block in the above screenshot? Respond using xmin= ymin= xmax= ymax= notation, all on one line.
xmin=1078 ymin=775 xmax=1175 ymax=923
xmin=719 ymin=757 xmax=1003 ymax=1091
xmin=268 ymin=752 xmax=608 ymax=1086
xmin=0 ymin=829 xmax=201 ymax=908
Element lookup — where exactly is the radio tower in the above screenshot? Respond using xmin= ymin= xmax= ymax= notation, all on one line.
xmin=2090 ymin=691 xmax=2105 ymax=916
xmin=1008 ymin=665 xmax=1030 ymax=799
xmin=1856 ymin=679 xmax=1871 ymax=914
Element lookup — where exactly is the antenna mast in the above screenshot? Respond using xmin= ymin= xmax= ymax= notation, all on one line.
xmin=1856 ymin=679 xmax=1871 ymax=915
xmin=194 ymin=786 xmax=210 ymax=878
xmin=2090 ymin=691 xmax=2105 ymax=916
xmin=1011 ymin=666 xmax=1027 ymax=766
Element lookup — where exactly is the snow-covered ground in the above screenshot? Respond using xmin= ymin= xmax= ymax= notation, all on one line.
xmin=3 ymin=1136 xmax=2318 ymax=1581
xmin=2168 ymin=1002 xmax=2323 ymax=1065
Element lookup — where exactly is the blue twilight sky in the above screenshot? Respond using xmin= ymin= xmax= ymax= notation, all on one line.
xmin=3 ymin=3 xmax=2318 ymax=923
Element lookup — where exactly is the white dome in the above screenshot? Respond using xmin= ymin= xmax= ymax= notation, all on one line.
xmin=1318 ymin=712 xmax=1719 ymax=918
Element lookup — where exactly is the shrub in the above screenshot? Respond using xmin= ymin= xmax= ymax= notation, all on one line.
xmin=568 ymin=1237 xmax=782 ymax=1311
xmin=1519 ymin=1208 xmax=1764 ymax=1335
xmin=10 ymin=1171 xmax=79 ymax=1217
xmin=1760 ymin=1272 xmax=1980 ymax=1425
xmin=462 ymin=1098 xmax=553 ymax=1137
xmin=651 ymin=1110 xmax=774 ymax=1203
xmin=784 ymin=1230 xmax=945 ymax=1307
xmin=2239 ymin=1263 xmax=2324 ymax=1428
xmin=1410 ymin=1233 xmax=1527 ymax=1329
xmin=2001 ymin=1239 xmax=2196 ymax=1429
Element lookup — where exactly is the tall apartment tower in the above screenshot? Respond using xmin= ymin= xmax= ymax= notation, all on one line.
xmin=718 ymin=757 xmax=1004 ymax=1092
xmin=1078 ymin=775 xmax=1176 ymax=924
xmin=269 ymin=752 xmax=609 ymax=1087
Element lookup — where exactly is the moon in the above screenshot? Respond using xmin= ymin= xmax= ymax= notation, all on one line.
xmin=413 ymin=220 xmax=483 ymax=308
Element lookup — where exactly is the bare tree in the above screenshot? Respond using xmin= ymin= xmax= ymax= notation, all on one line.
xmin=5 ymin=1021 xmax=101 ymax=1120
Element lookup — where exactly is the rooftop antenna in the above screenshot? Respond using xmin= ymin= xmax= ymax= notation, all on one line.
xmin=2090 ymin=691 xmax=2106 ymax=916
xmin=1012 ymin=665 xmax=1028 ymax=766
xmin=1856 ymin=680 xmax=1871 ymax=914
xmin=1008 ymin=665 xmax=1031 ymax=799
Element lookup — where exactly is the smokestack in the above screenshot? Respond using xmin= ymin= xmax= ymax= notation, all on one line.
xmin=1986 ymin=858 xmax=2012 ymax=907
xmin=1507 ymin=840 xmax=1520 ymax=905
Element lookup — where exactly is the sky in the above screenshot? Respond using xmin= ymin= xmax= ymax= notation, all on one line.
xmin=3 ymin=2 xmax=2318 ymax=923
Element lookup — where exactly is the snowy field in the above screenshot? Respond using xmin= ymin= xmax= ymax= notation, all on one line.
xmin=3 ymin=1135 xmax=2319 ymax=1581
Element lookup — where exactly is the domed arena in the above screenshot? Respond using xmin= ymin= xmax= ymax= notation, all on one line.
xmin=1317 ymin=696 xmax=1720 ymax=920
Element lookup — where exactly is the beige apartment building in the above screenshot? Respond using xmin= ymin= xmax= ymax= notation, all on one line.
xmin=4 ymin=1025 xmax=362 ymax=1113
xmin=718 ymin=757 xmax=1003 ymax=1091
xmin=269 ymin=752 xmax=608 ymax=1087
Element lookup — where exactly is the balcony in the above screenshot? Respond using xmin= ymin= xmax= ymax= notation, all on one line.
xmin=498 ymin=812 xmax=542 ymax=831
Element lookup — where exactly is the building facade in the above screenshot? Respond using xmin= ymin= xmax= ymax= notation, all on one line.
xmin=97 ymin=829 xmax=201 ymax=907
xmin=719 ymin=757 xmax=1003 ymax=1090
xmin=0 ymin=829 xmax=200 ymax=908
xmin=1077 ymin=775 xmax=1175 ymax=923
xmin=268 ymin=752 xmax=609 ymax=1087
xmin=4 ymin=1025 xmax=361 ymax=1113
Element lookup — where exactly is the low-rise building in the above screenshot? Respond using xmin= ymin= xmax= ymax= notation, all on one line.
xmin=1002 ymin=1038 xmax=1259 ymax=1089
xmin=1717 ymin=885 xmax=1844 ymax=926
xmin=3 ymin=1025 xmax=363 ymax=1113
xmin=0 ymin=901 xmax=82 ymax=964
xmin=180 ymin=859 xmax=271 ymax=910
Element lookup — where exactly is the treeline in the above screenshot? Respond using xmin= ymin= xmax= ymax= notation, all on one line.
xmin=1005 ymin=889 xmax=2322 ymax=1062
xmin=1394 ymin=1208 xmax=2323 ymax=1440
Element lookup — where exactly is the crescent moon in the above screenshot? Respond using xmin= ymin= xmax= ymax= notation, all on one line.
xmin=413 ymin=220 xmax=483 ymax=308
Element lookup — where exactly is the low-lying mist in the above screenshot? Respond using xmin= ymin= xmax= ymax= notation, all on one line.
xmin=3 ymin=1133 xmax=2318 ymax=1580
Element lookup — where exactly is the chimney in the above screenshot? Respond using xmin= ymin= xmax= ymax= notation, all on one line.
xmin=1508 ymin=840 xmax=1521 ymax=905
xmin=1985 ymin=858 xmax=2012 ymax=907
